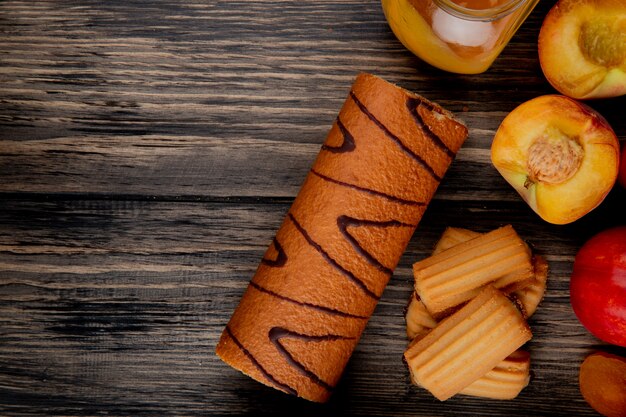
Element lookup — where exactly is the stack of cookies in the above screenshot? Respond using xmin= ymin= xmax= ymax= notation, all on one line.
xmin=404 ymin=226 xmax=548 ymax=401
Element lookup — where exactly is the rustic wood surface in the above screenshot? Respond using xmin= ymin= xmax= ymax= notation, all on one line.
xmin=1 ymin=0 xmax=625 ymax=415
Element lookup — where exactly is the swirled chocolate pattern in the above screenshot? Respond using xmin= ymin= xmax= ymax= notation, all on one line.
xmin=216 ymin=73 xmax=468 ymax=402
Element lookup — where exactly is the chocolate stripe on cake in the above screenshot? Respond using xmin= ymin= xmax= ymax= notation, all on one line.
xmin=349 ymin=91 xmax=442 ymax=182
xmin=249 ymin=282 xmax=369 ymax=319
xmin=261 ymin=237 xmax=287 ymax=267
xmin=224 ymin=326 xmax=297 ymax=396
xmin=288 ymin=212 xmax=380 ymax=300
xmin=269 ymin=327 xmax=355 ymax=391
xmin=407 ymin=97 xmax=455 ymax=158
xmin=322 ymin=118 xmax=356 ymax=153
xmin=310 ymin=169 xmax=426 ymax=207
xmin=337 ymin=215 xmax=416 ymax=274
xmin=415 ymin=99 xmax=437 ymax=113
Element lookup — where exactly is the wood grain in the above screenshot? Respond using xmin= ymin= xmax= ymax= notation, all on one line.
xmin=1 ymin=0 xmax=625 ymax=415
xmin=2 ymin=194 xmax=625 ymax=416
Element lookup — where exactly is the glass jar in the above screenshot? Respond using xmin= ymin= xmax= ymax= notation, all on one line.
xmin=382 ymin=0 xmax=541 ymax=74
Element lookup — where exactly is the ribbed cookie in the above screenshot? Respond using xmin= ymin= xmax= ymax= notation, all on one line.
xmin=414 ymin=225 xmax=534 ymax=318
xmin=404 ymin=286 xmax=532 ymax=401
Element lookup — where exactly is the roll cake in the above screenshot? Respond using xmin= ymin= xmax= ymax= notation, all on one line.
xmin=215 ymin=73 xmax=468 ymax=402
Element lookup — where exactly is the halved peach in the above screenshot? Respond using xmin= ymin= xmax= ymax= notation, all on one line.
xmin=579 ymin=352 xmax=626 ymax=417
xmin=491 ymin=95 xmax=620 ymax=225
xmin=539 ymin=0 xmax=626 ymax=99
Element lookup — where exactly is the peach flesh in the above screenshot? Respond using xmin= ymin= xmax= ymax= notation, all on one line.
xmin=579 ymin=18 xmax=626 ymax=68
xmin=491 ymin=95 xmax=620 ymax=225
xmin=539 ymin=0 xmax=626 ymax=99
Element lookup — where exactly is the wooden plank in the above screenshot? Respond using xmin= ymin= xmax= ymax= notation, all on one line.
xmin=1 ymin=195 xmax=624 ymax=415
xmin=1 ymin=0 xmax=622 ymax=198
xmin=0 ymin=135 xmax=517 ymax=200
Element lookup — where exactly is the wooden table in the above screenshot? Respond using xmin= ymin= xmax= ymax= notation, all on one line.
xmin=1 ymin=0 xmax=625 ymax=415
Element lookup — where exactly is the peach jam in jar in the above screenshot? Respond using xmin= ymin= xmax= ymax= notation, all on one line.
xmin=382 ymin=0 xmax=540 ymax=74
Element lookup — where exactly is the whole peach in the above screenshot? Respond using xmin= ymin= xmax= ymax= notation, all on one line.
xmin=570 ymin=226 xmax=626 ymax=347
